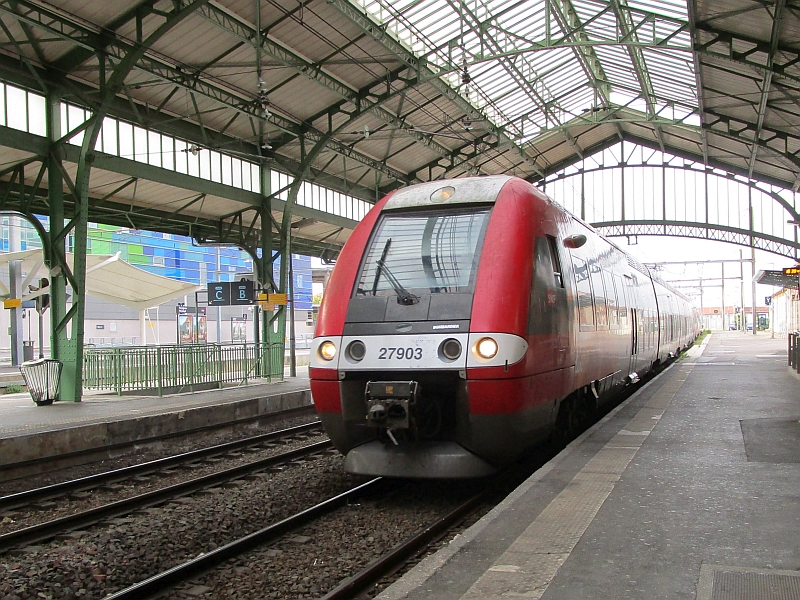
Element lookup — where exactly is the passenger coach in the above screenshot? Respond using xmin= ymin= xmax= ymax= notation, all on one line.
xmin=310 ymin=176 xmax=699 ymax=478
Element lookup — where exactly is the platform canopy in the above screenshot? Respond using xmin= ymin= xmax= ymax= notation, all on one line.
xmin=0 ymin=0 xmax=798 ymax=251
xmin=0 ymin=250 xmax=201 ymax=311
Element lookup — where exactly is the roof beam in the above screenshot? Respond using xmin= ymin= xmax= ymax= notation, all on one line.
xmin=0 ymin=0 xmax=412 ymax=186
xmin=196 ymin=3 xmax=461 ymax=173
xmin=326 ymin=0 xmax=545 ymax=179
xmin=608 ymin=0 xmax=666 ymax=152
xmin=703 ymin=107 xmax=800 ymax=172
xmin=686 ymin=0 xmax=709 ymax=165
xmin=445 ymin=0 xmax=558 ymax=129
xmin=547 ymin=0 xmax=620 ymax=158
xmin=693 ymin=23 xmax=800 ymax=86
xmin=747 ymin=0 xmax=786 ymax=179
xmin=0 ymin=55 xmax=384 ymax=202
xmin=0 ymin=122 xmax=364 ymax=231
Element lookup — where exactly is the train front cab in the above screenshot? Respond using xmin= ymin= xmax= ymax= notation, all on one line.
xmin=311 ymin=177 xmax=577 ymax=478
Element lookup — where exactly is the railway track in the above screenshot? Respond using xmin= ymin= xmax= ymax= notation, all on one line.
xmin=0 ymin=427 xmax=332 ymax=553
xmin=102 ymin=479 xmax=491 ymax=600
xmin=0 ymin=421 xmax=323 ymax=512
xmin=104 ymin=479 xmax=384 ymax=600
xmin=0 ymin=404 xmax=318 ymax=483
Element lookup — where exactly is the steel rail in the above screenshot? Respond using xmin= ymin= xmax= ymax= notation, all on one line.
xmin=0 ymin=439 xmax=332 ymax=553
xmin=103 ymin=478 xmax=383 ymax=600
xmin=320 ymin=488 xmax=491 ymax=599
xmin=0 ymin=404 xmax=317 ymax=478
xmin=0 ymin=419 xmax=322 ymax=512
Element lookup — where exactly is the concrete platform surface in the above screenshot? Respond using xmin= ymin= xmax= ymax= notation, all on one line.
xmin=0 ymin=376 xmax=312 ymax=471
xmin=379 ymin=331 xmax=799 ymax=600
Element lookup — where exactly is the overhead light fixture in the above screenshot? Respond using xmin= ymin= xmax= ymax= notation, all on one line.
xmin=258 ymin=89 xmax=271 ymax=118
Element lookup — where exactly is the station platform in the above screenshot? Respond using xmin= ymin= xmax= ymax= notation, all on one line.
xmin=379 ymin=331 xmax=800 ymax=600
xmin=0 ymin=374 xmax=312 ymax=478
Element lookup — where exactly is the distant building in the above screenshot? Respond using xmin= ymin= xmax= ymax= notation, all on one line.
xmin=1 ymin=215 xmax=314 ymax=350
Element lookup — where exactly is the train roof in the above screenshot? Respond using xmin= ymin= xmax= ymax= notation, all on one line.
xmin=383 ymin=175 xmax=513 ymax=211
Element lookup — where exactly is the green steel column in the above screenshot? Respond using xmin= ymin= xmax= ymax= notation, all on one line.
xmin=63 ymin=116 xmax=98 ymax=402
xmin=59 ymin=0 xmax=212 ymax=400
xmin=261 ymin=165 xmax=285 ymax=379
xmin=45 ymin=90 xmax=73 ymax=400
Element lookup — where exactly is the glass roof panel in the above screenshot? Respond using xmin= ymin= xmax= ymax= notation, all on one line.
xmin=352 ymin=0 xmax=696 ymax=144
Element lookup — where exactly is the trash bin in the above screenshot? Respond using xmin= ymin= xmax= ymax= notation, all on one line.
xmin=22 ymin=341 xmax=35 ymax=362
xmin=19 ymin=359 xmax=63 ymax=405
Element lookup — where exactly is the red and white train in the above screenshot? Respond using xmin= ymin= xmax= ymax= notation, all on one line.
xmin=310 ymin=176 xmax=700 ymax=478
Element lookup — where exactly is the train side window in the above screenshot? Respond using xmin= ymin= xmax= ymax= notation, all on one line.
xmin=528 ymin=236 xmax=562 ymax=334
xmin=546 ymin=235 xmax=564 ymax=288
xmin=590 ymin=264 xmax=608 ymax=329
xmin=572 ymin=257 xmax=595 ymax=329
xmin=603 ymin=270 xmax=618 ymax=328
xmin=615 ymin=274 xmax=628 ymax=325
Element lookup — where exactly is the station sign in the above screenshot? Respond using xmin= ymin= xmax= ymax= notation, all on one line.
xmin=782 ymin=266 xmax=800 ymax=276
xmin=231 ymin=281 xmax=254 ymax=305
xmin=207 ymin=283 xmax=230 ymax=306
xmin=207 ymin=281 xmax=255 ymax=306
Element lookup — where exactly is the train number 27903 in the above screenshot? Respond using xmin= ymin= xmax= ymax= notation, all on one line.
xmin=378 ymin=347 xmax=423 ymax=360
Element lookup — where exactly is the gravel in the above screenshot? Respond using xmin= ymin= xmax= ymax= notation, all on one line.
xmin=0 ymin=412 xmax=319 ymax=495
xmin=0 ymin=454 xmax=360 ymax=600
xmin=0 ymin=429 xmax=327 ymax=537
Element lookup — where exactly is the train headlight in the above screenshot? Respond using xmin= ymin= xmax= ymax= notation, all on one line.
xmin=439 ymin=338 xmax=462 ymax=361
xmin=474 ymin=337 xmax=498 ymax=360
xmin=318 ymin=340 xmax=337 ymax=361
xmin=346 ymin=340 xmax=366 ymax=362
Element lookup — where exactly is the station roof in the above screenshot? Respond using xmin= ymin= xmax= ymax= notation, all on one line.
xmin=0 ymin=0 xmax=798 ymax=254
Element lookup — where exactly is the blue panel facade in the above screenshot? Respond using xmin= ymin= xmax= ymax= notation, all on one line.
xmin=3 ymin=217 xmax=312 ymax=305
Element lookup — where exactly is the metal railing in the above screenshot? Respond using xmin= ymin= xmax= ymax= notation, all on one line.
xmin=790 ymin=333 xmax=800 ymax=374
xmin=85 ymin=337 xmax=140 ymax=347
xmin=83 ymin=342 xmax=284 ymax=395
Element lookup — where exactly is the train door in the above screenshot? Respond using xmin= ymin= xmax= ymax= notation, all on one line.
xmin=626 ymin=275 xmax=640 ymax=379
xmin=528 ymin=235 xmax=570 ymax=370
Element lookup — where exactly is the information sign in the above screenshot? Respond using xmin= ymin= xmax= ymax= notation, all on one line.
xmin=207 ymin=283 xmax=231 ymax=306
xmin=231 ymin=280 xmax=255 ymax=305
xmin=207 ymin=281 xmax=254 ymax=306
xmin=783 ymin=266 xmax=800 ymax=276
xmin=269 ymin=293 xmax=288 ymax=305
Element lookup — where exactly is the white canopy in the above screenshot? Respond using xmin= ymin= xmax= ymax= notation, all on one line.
xmin=0 ymin=249 xmax=200 ymax=311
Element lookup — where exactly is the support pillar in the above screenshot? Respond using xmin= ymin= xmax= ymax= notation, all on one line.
xmin=258 ymin=163 xmax=284 ymax=379
xmin=751 ymin=246 xmax=757 ymax=335
xmin=9 ymin=260 xmax=23 ymax=365
xmin=139 ymin=309 xmax=147 ymax=346
xmin=46 ymin=90 xmax=75 ymax=399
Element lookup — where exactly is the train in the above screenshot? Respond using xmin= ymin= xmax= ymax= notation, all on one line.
xmin=309 ymin=175 xmax=700 ymax=478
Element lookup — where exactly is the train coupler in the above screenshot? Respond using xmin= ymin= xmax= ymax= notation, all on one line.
xmin=365 ymin=381 xmax=420 ymax=430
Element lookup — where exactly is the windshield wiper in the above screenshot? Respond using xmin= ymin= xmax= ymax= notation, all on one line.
xmin=372 ymin=238 xmax=419 ymax=305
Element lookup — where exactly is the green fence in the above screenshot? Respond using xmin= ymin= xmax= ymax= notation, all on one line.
xmin=83 ymin=342 xmax=284 ymax=395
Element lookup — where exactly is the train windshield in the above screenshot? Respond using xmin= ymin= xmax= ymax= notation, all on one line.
xmin=355 ymin=208 xmax=491 ymax=297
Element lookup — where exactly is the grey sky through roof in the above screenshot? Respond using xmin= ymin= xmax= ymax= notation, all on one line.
xmin=356 ymin=0 xmax=696 ymax=143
